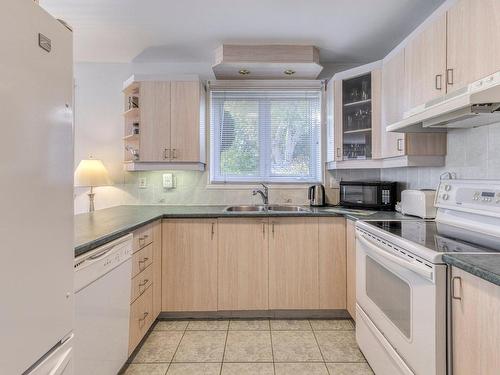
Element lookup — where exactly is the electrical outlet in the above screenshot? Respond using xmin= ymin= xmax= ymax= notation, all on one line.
xmin=138 ymin=177 xmax=147 ymax=188
xmin=163 ymin=173 xmax=174 ymax=189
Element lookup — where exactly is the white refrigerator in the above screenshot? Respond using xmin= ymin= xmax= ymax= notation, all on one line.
xmin=0 ymin=1 xmax=74 ymax=374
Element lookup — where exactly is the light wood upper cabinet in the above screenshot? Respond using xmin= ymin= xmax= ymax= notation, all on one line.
xmin=382 ymin=49 xmax=406 ymax=158
xmin=269 ymin=217 xmax=319 ymax=309
xmin=451 ymin=267 xmax=500 ymax=375
xmin=447 ymin=0 xmax=500 ymax=93
xmin=346 ymin=219 xmax=356 ymax=321
xmin=162 ymin=219 xmax=217 ymax=311
xmin=381 ymin=50 xmax=447 ymax=159
xmin=218 ymin=218 xmax=269 ymax=311
xmin=170 ymin=81 xmax=206 ymax=163
xmin=139 ymin=81 xmax=171 ymax=162
xmin=404 ymin=13 xmax=447 ymax=110
xmin=318 ymin=217 xmax=346 ymax=310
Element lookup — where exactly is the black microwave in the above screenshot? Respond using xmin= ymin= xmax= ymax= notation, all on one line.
xmin=339 ymin=181 xmax=397 ymax=211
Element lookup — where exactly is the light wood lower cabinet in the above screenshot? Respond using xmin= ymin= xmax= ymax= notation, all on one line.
xmin=161 ymin=219 xmax=218 ymax=311
xmin=152 ymin=220 xmax=162 ymax=318
xmin=451 ymin=267 xmax=500 ymax=375
xmin=269 ymin=217 xmax=319 ymax=309
xmin=128 ymin=285 xmax=153 ymax=355
xmin=218 ymin=218 xmax=269 ymax=311
xmin=319 ymin=217 xmax=346 ymax=309
xmin=346 ymin=219 xmax=356 ymax=320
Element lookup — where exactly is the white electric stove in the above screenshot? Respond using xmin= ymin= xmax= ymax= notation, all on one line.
xmin=355 ymin=179 xmax=500 ymax=375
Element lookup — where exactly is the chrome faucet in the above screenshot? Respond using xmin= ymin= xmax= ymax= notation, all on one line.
xmin=252 ymin=183 xmax=269 ymax=205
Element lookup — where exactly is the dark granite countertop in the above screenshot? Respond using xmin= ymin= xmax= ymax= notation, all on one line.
xmin=443 ymin=254 xmax=500 ymax=287
xmin=74 ymin=205 xmax=408 ymax=257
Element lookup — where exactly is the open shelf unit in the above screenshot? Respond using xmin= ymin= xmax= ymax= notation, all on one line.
xmin=123 ymin=82 xmax=141 ymax=163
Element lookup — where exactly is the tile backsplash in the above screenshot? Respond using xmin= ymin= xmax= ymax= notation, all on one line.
xmin=381 ymin=123 xmax=500 ymax=191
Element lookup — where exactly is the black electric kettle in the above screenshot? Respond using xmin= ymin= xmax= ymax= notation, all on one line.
xmin=308 ymin=184 xmax=325 ymax=206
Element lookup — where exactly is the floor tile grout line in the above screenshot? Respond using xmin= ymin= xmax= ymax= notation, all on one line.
xmin=269 ymin=328 xmax=276 ymax=375
xmin=165 ymin=326 xmax=188 ymax=374
xmin=309 ymin=320 xmax=331 ymax=375
xmin=219 ymin=328 xmax=229 ymax=375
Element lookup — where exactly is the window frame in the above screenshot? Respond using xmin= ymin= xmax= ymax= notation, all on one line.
xmin=209 ymin=87 xmax=323 ymax=184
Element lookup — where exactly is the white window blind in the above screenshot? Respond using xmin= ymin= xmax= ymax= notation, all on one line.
xmin=210 ymin=89 xmax=322 ymax=183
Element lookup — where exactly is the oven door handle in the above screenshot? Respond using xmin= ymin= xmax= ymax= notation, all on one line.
xmin=358 ymin=234 xmax=434 ymax=280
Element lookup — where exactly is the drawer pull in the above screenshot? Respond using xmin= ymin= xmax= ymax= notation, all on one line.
xmin=447 ymin=68 xmax=454 ymax=85
xmin=435 ymin=74 xmax=443 ymax=90
xmin=452 ymin=276 xmax=462 ymax=300
xmin=139 ymin=257 xmax=149 ymax=264
xmin=139 ymin=279 xmax=149 ymax=287
xmin=138 ymin=311 xmax=149 ymax=327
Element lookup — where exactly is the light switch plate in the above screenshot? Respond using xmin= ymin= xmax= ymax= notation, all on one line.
xmin=163 ymin=173 xmax=174 ymax=189
xmin=138 ymin=177 xmax=147 ymax=188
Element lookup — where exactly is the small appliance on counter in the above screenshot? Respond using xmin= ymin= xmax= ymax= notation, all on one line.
xmin=400 ymin=189 xmax=437 ymax=218
xmin=308 ymin=184 xmax=325 ymax=206
xmin=339 ymin=181 xmax=397 ymax=211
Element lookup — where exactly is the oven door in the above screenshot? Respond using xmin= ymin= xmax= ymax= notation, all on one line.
xmin=355 ymin=230 xmax=446 ymax=375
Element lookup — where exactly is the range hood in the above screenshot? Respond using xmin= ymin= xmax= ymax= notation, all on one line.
xmin=387 ymin=71 xmax=500 ymax=133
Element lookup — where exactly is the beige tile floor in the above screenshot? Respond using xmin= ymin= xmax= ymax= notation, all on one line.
xmin=123 ymin=319 xmax=374 ymax=375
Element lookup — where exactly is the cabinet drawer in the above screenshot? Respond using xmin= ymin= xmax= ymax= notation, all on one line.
xmin=131 ymin=264 xmax=153 ymax=303
xmin=128 ymin=285 xmax=153 ymax=355
xmin=132 ymin=243 xmax=153 ymax=278
xmin=133 ymin=224 xmax=153 ymax=253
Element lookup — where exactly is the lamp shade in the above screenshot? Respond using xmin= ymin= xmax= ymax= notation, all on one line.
xmin=74 ymin=158 xmax=112 ymax=187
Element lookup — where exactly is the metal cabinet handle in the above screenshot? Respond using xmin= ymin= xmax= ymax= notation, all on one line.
xmin=172 ymin=148 xmax=177 ymax=159
xmin=164 ymin=148 xmax=170 ymax=160
xmin=139 ymin=279 xmax=149 ymax=287
xmin=138 ymin=311 xmax=149 ymax=327
xmin=262 ymin=223 xmax=265 ymax=238
xmin=452 ymin=276 xmax=462 ymax=300
xmin=447 ymin=68 xmax=454 ymax=85
xmin=397 ymin=138 xmax=404 ymax=152
xmin=336 ymin=147 xmax=341 ymax=158
xmin=435 ymin=74 xmax=443 ymax=90
xmin=211 ymin=223 xmax=215 ymax=240
xmin=271 ymin=223 xmax=275 ymax=237
xmin=139 ymin=257 xmax=149 ymax=265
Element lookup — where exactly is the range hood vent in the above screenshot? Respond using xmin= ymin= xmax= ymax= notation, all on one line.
xmin=387 ymin=71 xmax=500 ymax=133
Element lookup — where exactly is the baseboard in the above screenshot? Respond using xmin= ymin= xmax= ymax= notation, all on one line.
xmin=158 ymin=309 xmax=350 ymax=320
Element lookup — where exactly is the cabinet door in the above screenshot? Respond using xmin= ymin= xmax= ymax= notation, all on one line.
xmin=319 ymin=217 xmax=346 ymax=309
xmin=382 ymin=50 xmax=406 ymax=158
xmin=162 ymin=219 xmax=217 ymax=311
xmin=452 ymin=267 xmax=500 ymax=375
xmin=139 ymin=81 xmax=171 ymax=162
xmin=404 ymin=14 xmax=447 ymax=110
xmin=333 ymin=80 xmax=343 ymax=161
xmin=346 ymin=219 xmax=356 ymax=321
xmin=170 ymin=81 xmax=202 ymax=162
xmin=371 ymin=69 xmax=382 ymax=159
xmin=151 ymin=220 xmax=162 ymax=318
xmin=269 ymin=217 xmax=319 ymax=309
xmin=218 ymin=218 xmax=269 ymax=311
xmin=447 ymin=0 xmax=500 ymax=92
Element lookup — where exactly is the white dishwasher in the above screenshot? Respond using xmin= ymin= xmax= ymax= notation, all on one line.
xmin=74 ymin=234 xmax=133 ymax=375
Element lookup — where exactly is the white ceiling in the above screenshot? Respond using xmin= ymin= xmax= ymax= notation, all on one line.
xmin=40 ymin=0 xmax=445 ymax=64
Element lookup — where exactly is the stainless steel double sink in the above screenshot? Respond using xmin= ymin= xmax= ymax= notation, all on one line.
xmin=224 ymin=205 xmax=310 ymax=213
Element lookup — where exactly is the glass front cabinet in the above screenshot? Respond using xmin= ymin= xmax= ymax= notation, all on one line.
xmin=329 ymin=62 xmax=382 ymax=164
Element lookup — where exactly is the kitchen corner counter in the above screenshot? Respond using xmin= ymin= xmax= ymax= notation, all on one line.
xmin=443 ymin=254 xmax=500 ymax=287
xmin=74 ymin=205 xmax=408 ymax=257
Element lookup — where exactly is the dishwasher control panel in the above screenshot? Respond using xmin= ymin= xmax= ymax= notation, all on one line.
xmin=74 ymin=234 xmax=132 ymax=292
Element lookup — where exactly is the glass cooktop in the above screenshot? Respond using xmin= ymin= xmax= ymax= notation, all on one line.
xmin=368 ymin=220 xmax=500 ymax=254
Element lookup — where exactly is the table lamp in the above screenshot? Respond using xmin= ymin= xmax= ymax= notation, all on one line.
xmin=74 ymin=157 xmax=112 ymax=212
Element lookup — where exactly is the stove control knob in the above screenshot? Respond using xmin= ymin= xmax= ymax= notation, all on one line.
xmin=442 ymin=193 xmax=449 ymax=201
xmin=444 ymin=184 xmax=451 ymax=191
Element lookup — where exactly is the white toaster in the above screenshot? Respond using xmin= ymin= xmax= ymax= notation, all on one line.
xmin=400 ymin=189 xmax=437 ymax=219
